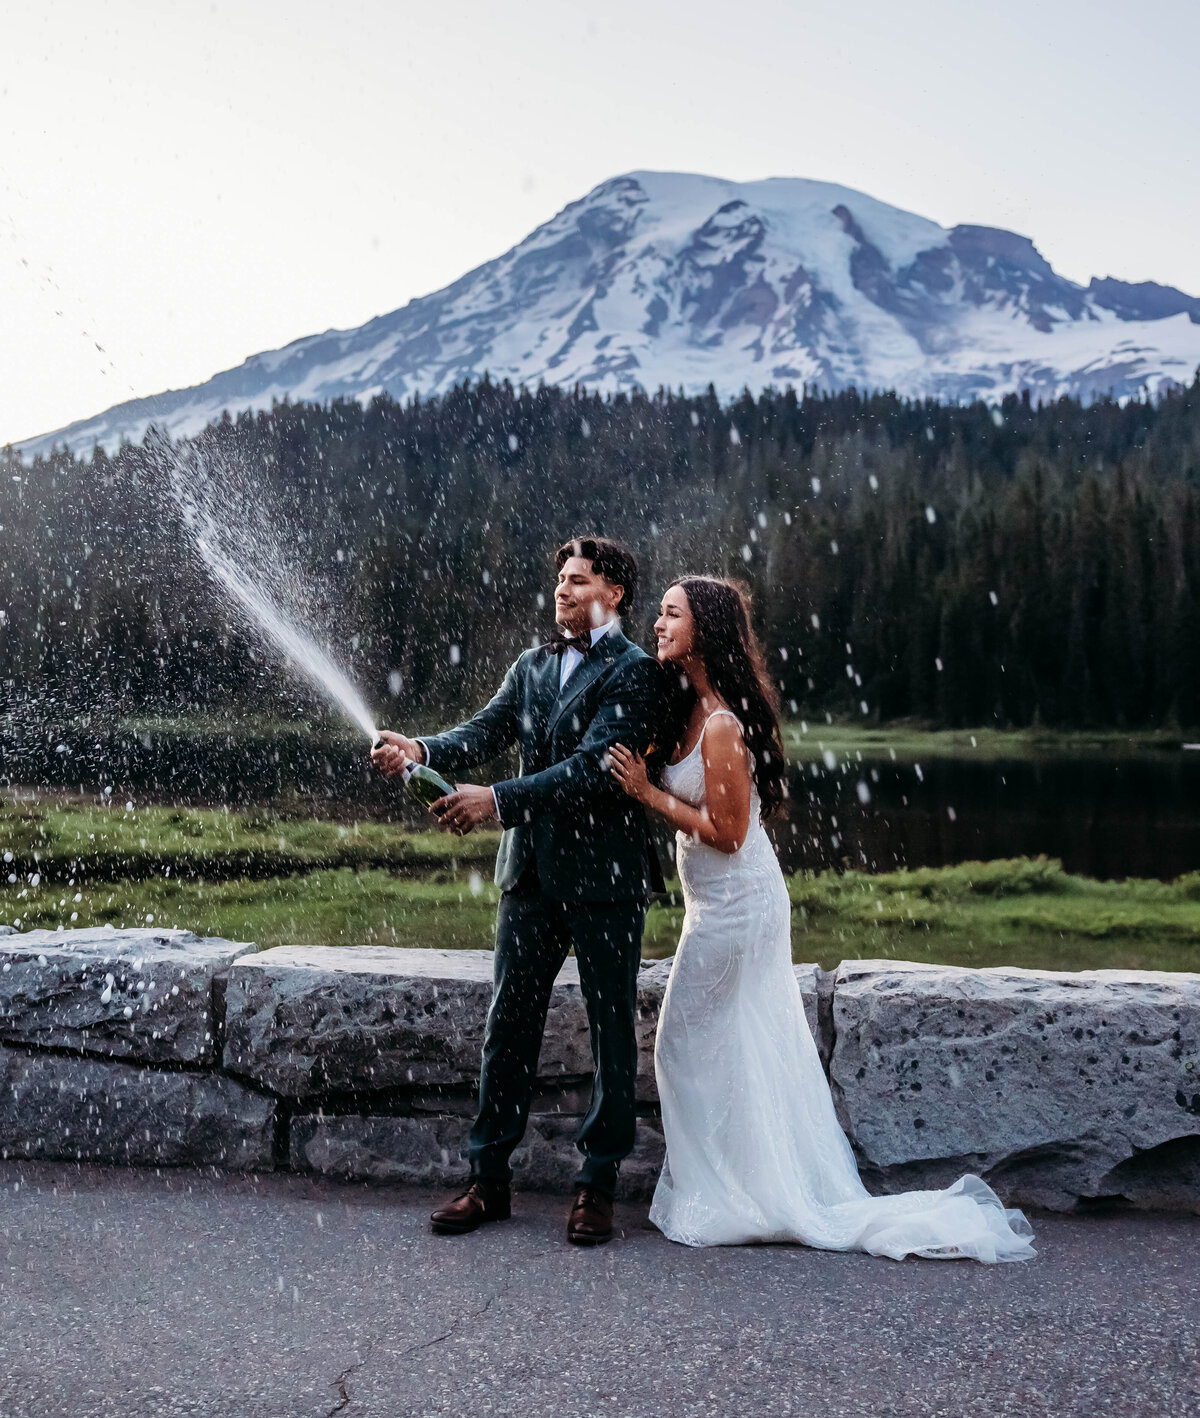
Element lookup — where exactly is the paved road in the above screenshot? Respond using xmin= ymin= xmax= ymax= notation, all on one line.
xmin=0 ymin=1161 xmax=1196 ymax=1418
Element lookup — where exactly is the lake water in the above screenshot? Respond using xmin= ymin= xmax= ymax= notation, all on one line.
xmin=6 ymin=722 xmax=1200 ymax=881
xmin=770 ymin=751 xmax=1200 ymax=880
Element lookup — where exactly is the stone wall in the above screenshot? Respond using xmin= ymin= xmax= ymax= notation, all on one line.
xmin=1 ymin=927 xmax=1197 ymax=1213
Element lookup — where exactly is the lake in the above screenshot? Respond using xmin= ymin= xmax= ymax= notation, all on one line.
xmin=772 ymin=749 xmax=1200 ymax=880
xmin=5 ymin=719 xmax=1200 ymax=881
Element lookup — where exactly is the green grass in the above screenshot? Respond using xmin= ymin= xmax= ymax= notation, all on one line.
xmin=1 ymin=867 xmax=504 ymax=951
xmin=781 ymin=857 xmax=1200 ymax=972
xmin=0 ymin=795 xmax=498 ymax=882
xmin=782 ymin=721 xmax=1191 ymax=762
xmin=5 ymin=848 xmax=1200 ymax=972
xmin=646 ymin=857 xmax=1200 ymax=972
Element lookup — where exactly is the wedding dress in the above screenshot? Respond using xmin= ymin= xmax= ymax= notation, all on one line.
xmin=649 ymin=710 xmax=1036 ymax=1262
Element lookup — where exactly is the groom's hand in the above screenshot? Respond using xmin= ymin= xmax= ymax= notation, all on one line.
xmin=371 ymin=730 xmax=424 ymax=777
xmin=432 ymin=784 xmax=498 ymax=836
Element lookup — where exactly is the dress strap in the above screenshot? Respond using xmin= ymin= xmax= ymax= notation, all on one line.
xmin=701 ymin=708 xmax=744 ymax=739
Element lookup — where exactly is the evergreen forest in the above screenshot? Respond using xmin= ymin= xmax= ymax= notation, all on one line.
xmin=3 ymin=375 xmax=1200 ymax=732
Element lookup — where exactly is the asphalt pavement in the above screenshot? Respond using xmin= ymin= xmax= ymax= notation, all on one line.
xmin=0 ymin=1160 xmax=1196 ymax=1418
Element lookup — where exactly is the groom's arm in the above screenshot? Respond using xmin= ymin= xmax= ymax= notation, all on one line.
xmin=490 ymin=656 xmax=660 ymax=826
xmin=419 ymin=655 xmax=524 ymax=776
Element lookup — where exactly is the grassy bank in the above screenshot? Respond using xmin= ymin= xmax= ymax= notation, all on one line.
xmin=4 ymin=834 xmax=1199 ymax=973
xmin=0 ymin=795 xmax=498 ymax=881
xmin=782 ymin=721 xmax=1192 ymax=762
xmin=1 ymin=867 xmax=503 ymax=952
xmin=640 ymin=858 xmax=1200 ymax=972
xmin=783 ymin=857 xmax=1200 ymax=972
xmin=5 ymin=795 xmax=1200 ymax=973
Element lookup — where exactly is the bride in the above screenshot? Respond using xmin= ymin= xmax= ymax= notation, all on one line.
xmin=609 ymin=576 xmax=1035 ymax=1262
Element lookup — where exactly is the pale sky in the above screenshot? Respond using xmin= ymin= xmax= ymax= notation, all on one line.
xmin=3 ymin=0 xmax=1197 ymax=447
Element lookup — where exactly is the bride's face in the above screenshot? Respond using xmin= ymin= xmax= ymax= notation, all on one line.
xmin=654 ymin=585 xmax=694 ymax=663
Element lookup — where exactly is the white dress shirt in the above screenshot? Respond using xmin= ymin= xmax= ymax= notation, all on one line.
xmin=558 ymin=618 xmax=618 ymax=689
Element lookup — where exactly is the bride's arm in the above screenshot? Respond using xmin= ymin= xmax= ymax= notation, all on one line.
xmin=610 ymin=718 xmax=752 ymax=855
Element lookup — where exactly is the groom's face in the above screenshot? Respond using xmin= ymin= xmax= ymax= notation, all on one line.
xmin=554 ymin=555 xmax=623 ymax=636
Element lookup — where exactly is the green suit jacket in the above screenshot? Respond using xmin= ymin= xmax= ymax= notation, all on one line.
xmin=420 ymin=627 xmax=665 ymax=901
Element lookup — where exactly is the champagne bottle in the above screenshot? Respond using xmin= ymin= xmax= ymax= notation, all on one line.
xmin=401 ymin=760 xmax=456 ymax=807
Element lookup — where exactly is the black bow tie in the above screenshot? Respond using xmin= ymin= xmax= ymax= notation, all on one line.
xmin=548 ymin=630 xmax=607 ymax=656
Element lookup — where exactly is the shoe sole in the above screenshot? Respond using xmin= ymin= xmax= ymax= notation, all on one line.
xmin=567 ymin=1230 xmax=612 ymax=1246
xmin=431 ymin=1213 xmax=511 ymax=1235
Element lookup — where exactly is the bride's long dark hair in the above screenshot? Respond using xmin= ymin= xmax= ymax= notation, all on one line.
xmin=654 ymin=576 xmax=788 ymax=814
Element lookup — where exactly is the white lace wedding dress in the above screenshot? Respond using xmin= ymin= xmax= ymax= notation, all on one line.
xmin=649 ymin=710 xmax=1036 ymax=1262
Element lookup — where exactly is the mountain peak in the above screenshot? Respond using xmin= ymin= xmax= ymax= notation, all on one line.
xmin=19 ymin=171 xmax=1200 ymax=458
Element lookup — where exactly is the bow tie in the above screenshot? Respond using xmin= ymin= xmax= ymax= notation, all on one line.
xmin=548 ymin=630 xmax=607 ymax=657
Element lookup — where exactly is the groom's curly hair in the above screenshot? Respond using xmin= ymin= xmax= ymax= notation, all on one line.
xmin=555 ymin=536 xmax=639 ymax=617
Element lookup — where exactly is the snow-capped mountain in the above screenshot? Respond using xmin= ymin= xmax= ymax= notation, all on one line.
xmin=20 ymin=171 xmax=1200 ymax=457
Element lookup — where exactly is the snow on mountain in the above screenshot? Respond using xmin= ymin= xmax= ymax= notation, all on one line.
xmin=18 ymin=170 xmax=1200 ymax=458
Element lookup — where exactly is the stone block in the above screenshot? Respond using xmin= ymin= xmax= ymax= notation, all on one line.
xmin=0 ymin=1045 xmax=275 ymax=1169
xmin=223 ymin=946 xmax=593 ymax=1097
xmin=290 ymin=1110 xmax=665 ymax=1200
xmin=0 ymin=927 xmax=257 ymax=1065
xmin=797 ymin=963 xmax=826 ymax=1060
xmin=830 ymin=960 xmax=1200 ymax=1213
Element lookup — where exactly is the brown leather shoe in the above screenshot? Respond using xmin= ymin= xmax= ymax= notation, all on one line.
xmin=567 ymin=1187 xmax=613 ymax=1246
xmin=430 ymin=1179 xmax=511 ymax=1235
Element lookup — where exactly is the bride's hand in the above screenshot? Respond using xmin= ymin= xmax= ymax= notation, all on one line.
xmin=610 ymin=744 xmax=650 ymax=802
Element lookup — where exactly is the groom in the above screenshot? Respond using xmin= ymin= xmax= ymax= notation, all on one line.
xmin=372 ymin=536 xmax=663 ymax=1244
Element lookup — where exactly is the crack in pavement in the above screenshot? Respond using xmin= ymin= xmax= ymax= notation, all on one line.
xmin=323 ymin=1281 xmax=511 ymax=1414
xmin=324 ymin=1349 xmax=371 ymax=1418
xmin=397 ymin=1280 xmax=510 ymax=1362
